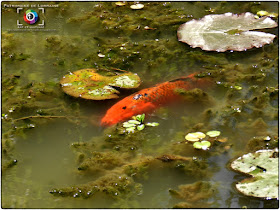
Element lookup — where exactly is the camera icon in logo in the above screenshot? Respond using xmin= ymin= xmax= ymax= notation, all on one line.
xmin=23 ymin=9 xmax=38 ymax=24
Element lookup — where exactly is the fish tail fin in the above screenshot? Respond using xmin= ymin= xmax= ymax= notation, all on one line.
xmin=192 ymin=72 xmax=215 ymax=90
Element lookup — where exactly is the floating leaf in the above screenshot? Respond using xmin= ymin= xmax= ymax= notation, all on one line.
xmin=206 ymin=130 xmax=221 ymax=138
xmin=137 ymin=124 xmax=145 ymax=131
xmin=130 ymin=3 xmax=144 ymax=10
xmin=60 ymin=68 xmax=141 ymax=100
xmin=263 ymin=136 xmax=271 ymax=141
xmin=115 ymin=1 xmax=126 ymax=6
xmin=234 ymin=85 xmax=243 ymax=90
xmin=257 ymin=10 xmax=269 ymax=17
xmin=128 ymin=120 xmax=141 ymax=125
xmin=193 ymin=141 xmax=211 ymax=150
xmin=177 ymin=12 xmax=278 ymax=52
xmin=145 ymin=122 xmax=159 ymax=127
xmin=185 ymin=132 xmax=206 ymax=142
xmin=97 ymin=53 xmax=105 ymax=58
xmin=257 ymin=10 xmax=278 ymax=18
xmin=126 ymin=127 xmax=135 ymax=133
xmin=230 ymin=149 xmax=278 ymax=199
xmin=123 ymin=122 xmax=136 ymax=128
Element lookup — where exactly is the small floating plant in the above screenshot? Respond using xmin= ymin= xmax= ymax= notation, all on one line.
xmin=185 ymin=130 xmax=222 ymax=150
xmin=122 ymin=114 xmax=159 ymax=133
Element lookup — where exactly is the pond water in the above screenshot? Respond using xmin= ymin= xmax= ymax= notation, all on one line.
xmin=1 ymin=1 xmax=279 ymax=209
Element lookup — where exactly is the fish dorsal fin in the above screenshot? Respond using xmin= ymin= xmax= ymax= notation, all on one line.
xmin=169 ymin=77 xmax=192 ymax=83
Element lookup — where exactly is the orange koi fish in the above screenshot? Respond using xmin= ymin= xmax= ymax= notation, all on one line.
xmin=101 ymin=73 xmax=213 ymax=126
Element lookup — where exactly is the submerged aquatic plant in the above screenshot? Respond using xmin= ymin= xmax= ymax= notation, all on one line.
xmin=230 ymin=149 xmax=278 ymax=199
xmin=60 ymin=68 xmax=141 ymax=100
xmin=122 ymin=114 xmax=159 ymax=133
xmin=178 ymin=12 xmax=278 ymax=52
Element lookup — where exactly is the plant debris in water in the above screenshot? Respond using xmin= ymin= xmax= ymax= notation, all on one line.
xmin=60 ymin=68 xmax=141 ymax=100
xmin=177 ymin=12 xmax=278 ymax=52
xmin=230 ymin=148 xmax=278 ymax=199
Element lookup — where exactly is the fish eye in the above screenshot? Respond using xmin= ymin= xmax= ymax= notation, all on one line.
xmin=122 ymin=106 xmax=127 ymax=110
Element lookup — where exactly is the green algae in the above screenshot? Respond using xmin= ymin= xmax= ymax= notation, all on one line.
xmin=1 ymin=1 xmax=279 ymax=209
xmin=50 ymin=173 xmax=142 ymax=199
xmin=169 ymin=181 xmax=217 ymax=208
xmin=76 ymin=151 xmax=128 ymax=175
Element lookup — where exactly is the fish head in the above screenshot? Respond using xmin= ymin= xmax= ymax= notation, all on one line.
xmin=101 ymin=94 xmax=155 ymax=127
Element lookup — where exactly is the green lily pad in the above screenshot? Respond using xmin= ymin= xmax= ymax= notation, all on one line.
xmin=178 ymin=12 xmax=278 ymax=52
xmin=145 ymin=122 xmax=159 ymax=127
xmin=128 ymin=120 xmax=141 ymax=125
xmin=230 ymin=149 xmax=278 ymax=199
xmin=185 ymin=132 xmax=206 ymax=142
xmin=123 ymin=122 xmax=136 ymax=128
xmin=193 ymin=141 xmax=211 ymax=150
xmin=137 ymin=124 xmax=145 ymax=131
xmin=206 ymin=131 xmax=221 ymax=138
xmin=126 ymin=127 xmax=135 ymax=133
xmin=60 ymin=68 xmax=141 ymax=100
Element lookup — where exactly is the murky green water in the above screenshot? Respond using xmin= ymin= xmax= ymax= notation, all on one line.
xmin=2 ymin=1 xmax=279 ymax=208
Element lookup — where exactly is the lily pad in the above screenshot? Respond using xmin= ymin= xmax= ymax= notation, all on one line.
xmin=123 ymin=122 xmax=136 ymax=128
xmin=130 ymin=3 xmax=144 ymax=10
xmin=137 ymin=124 xmax=145 ymax=131
xmin=193 ymin=141 xmax=211 ymax=150
xmin=206 ymin=130 xmax=221 ymax=138
xmin=177 ymin=12 xmax=278 ymax=52
xmin=230 ymin=149 xmax=278 ymax=199
xmin=185 ymin=132 xmax=206 ymax=142
xmin=145 ymin=122 xmax=159 ymax=127
xmin=128 ymin=120 xmax=141 ymax=125
xmin=60 ymin=68 xmax=141 ymax=100
xmin=126 ymin=127 xmax=135 ymax=133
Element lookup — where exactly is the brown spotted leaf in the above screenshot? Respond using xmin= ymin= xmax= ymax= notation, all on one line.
xmin=60 ymin=68 xmax=141 ymax=100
